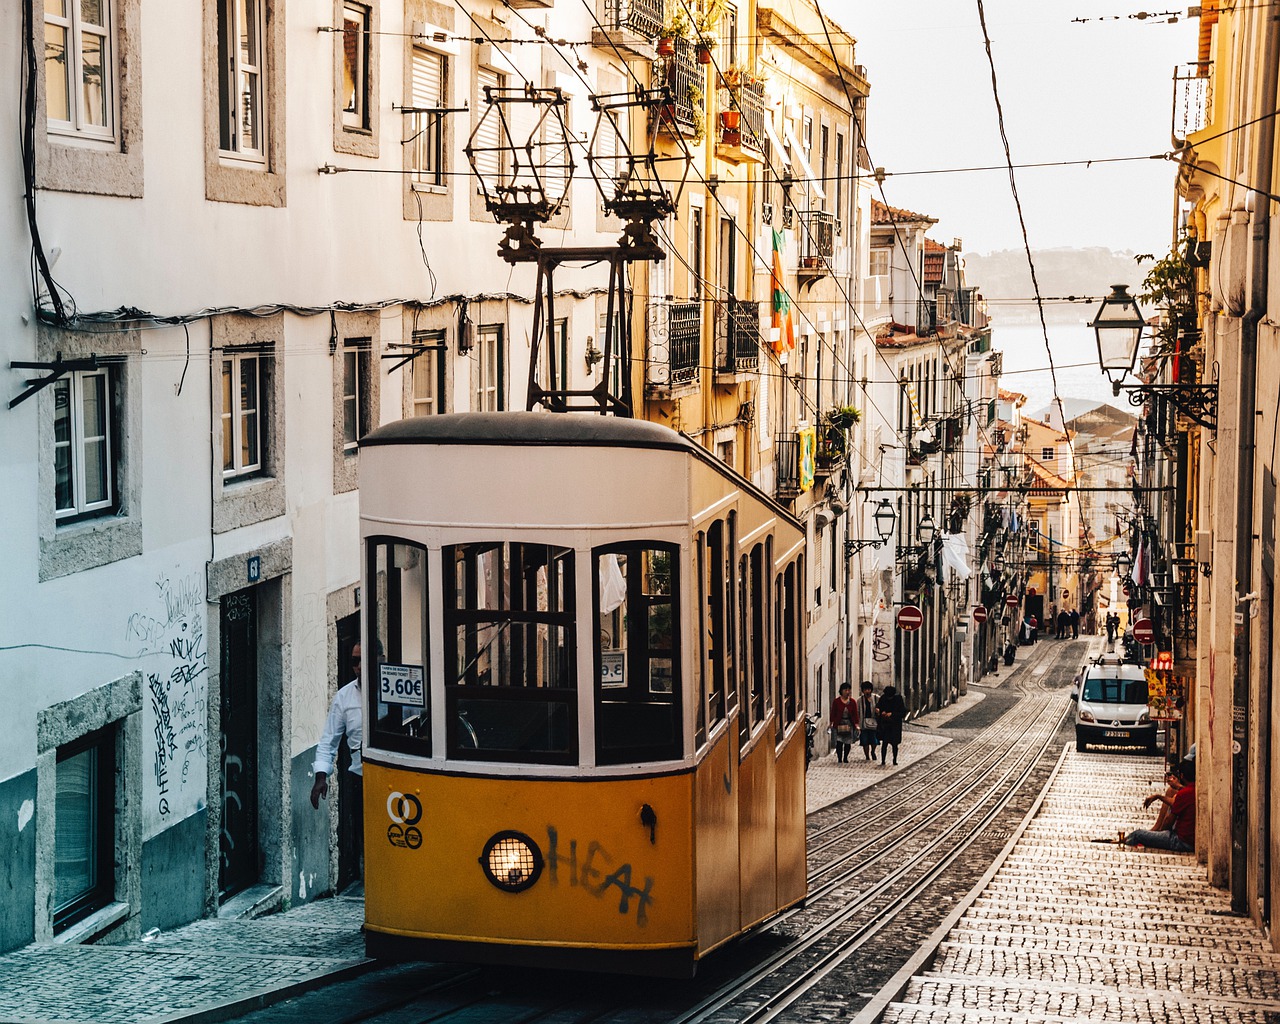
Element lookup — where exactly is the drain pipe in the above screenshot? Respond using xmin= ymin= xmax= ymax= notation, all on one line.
xmin=1230 ymin=8 xmax=1279 ymax=915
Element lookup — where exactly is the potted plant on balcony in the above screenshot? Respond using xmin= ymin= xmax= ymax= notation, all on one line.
xmin=826 ymin=404 xmax=861 ymax=430
xmin=688 ymin=83 xmax=705 ymax=142
xmin=656 ymin=7 xmax=691 ymax=57
xmin=720 ymin=107 xmax=740 ymax=130
xmin=694 ymin=0 xmax=723 ymax=63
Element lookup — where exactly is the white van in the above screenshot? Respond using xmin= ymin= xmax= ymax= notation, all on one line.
xmin=1072 ymin=654 xmax=1157 ymax=753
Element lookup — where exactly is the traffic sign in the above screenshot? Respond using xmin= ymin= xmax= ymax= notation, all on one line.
xmin=897 ymin=605 xmax=924 ymax=631
xmin=1005 ymin=595 xmax=1019 ymax=607
xmin=1132 ymin=617 xmax=1155 ymax=644
xmin=973 ymin=606 xmax=989 ymax=623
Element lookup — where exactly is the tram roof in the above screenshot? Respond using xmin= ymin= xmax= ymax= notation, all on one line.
xmin=362 ymin=412 xmax=696 ymax=453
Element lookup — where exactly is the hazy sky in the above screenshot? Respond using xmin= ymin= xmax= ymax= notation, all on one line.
xmin=832 ymin=0 xmax=1199 ymax=256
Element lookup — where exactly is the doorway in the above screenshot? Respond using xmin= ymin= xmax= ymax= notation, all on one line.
xmin=219 ymin=587 xmax=259 ymax=900
xmin=335 ymin=612 xmax=362 ymax=892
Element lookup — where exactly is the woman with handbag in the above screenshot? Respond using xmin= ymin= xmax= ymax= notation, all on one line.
xmin=857 ymin=681 xmax=878 ymax=761
xmin=828 ymin=682 xmax=859 ymax=763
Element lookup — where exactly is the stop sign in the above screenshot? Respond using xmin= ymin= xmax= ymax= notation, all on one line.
xmin=973 ymin=606 xmax=989 ymax=623
xmin=1005 ymin=595 xmax=1019 ymax=607
xmin=897 ymin=605 xmax=924 ymax=631
xmin=1132 ymin=617 xmax=1155 ymax=644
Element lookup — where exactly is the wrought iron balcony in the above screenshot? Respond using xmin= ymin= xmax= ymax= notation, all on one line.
xmin=798 ymin=210 xmax=835 ymax=276
xmin=717 ymin=78 xmax=766 ymax=160
xmin=774 ymin=434 xmax=800 ymax=499
xmin=655 ymin=39 xmax=703 ymax=138
xmin=1172 ymin=62 xmax=1212 ymax=141
xmin=645 ymin=299 xmax=701 ymax=391
xmin=591 ymin=0 xmax=664 ymax=59
xmin=714 ymin=297 xmax=760 ymax=374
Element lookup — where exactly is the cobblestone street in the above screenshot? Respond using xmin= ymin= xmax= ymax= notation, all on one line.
xmin=872 ymin=750 xmax=1280 ymax=1024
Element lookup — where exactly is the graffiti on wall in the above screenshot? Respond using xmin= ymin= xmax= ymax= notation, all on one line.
xmin=127 ymin=571 xmax=208 ymax=829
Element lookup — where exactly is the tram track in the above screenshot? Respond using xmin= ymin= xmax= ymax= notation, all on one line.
xmin=668 ymin=642 xmax=1081 ymax=1024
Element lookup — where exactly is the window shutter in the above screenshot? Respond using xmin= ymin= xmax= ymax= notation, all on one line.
xmin=412 ymin=49 xmax=444 ymax=108
xmin=472 ymin=67 xmax=504 ymax=181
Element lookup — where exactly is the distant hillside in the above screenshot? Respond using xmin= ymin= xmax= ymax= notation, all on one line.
xmin=963 ymin=248 xmax=1146 ymax=324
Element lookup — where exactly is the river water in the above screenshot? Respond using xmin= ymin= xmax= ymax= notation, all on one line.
xmin=992 ymin=319 xmax=1118 ymax=417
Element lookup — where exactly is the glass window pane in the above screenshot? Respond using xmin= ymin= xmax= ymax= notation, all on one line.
xmin=342 ymin=10 xmax=362 ymax=115
xmin=47 ymin=0 xmax=68 ymax=14
xmin=53 ymin=379 xmax=71 ymax=444
xmin=45 ymin=25 xmax=71 ymax=122
xmin=54 ymin=748 xmax=97 ymax=910
xmin=221 ymin=363 xmax=235 ymax=471
xmin=80 ymin=31 xmax=108 ymax=128
xmin=241 ymin=409 xmax=258 ymax=468
xmin=239 ymin=69 xmax=260 ymax=151
xmin=83 ymin=438 xmax=108 ymax=505
xmin=344 ymin=396 xmax=357 ymax=445
xmin=82 ymin=373 xmax=106 ymax=437
xmin=238 ymin=0 xmax=257 ymax=65
xmin=80 ymin=0 xmax=103 ymax=25
xmin=370 ymin=541 xmax=431 ymax=751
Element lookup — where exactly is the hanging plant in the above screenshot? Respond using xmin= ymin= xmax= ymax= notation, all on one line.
xmin=656 ymin=6 xmax=692 ymax=53
xmin=688 ymin=83 xmax=705 ymax=143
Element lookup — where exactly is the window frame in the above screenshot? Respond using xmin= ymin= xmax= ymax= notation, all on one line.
xmin=443 ymin=541 xmax=578 ymax=765
xmin=474 ymin=325 xmax=504 ymax=412
xmin=221 ymin=352 xmax=264 ymax=479
xmin=408 ymin=45 xmax=448 ymax=189
xmin=45 ymin=0 xmax=115 ymax=141
xmin=592 ymin=541 xmax=683 ymax=765
xmin=366 ymin=537 xmax=432 ymax=758
xmin=53 ymin=725 xmax=116 ymax=933
xmin=410 ymin=329 xmax=446 ymax=416
xmin=340 ymin=2 xmax=371 ymax=131
xmin=217 ymin=0 xmax=268 ymax=162
xmin=53 ymin=366 xmax=117 ymax=522
xmin=342 ymin=338 xmax=370 ymax=451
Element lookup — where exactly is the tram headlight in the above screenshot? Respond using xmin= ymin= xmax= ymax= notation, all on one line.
xmin=479 ymin=831 xmax=544 ymax=893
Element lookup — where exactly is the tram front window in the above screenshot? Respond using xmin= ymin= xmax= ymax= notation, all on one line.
xmin=595 ymin=544 xmax=681 ymax=764
xmin=444 ymin=542 xmax=577 ymax=764
xmin=367 ymin=539 xmax=431 ymax=756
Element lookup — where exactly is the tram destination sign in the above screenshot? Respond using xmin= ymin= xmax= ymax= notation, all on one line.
xmin=897 ymin=605 xmax=924 ymax=632
xmin=379 ymin=664 xmax=425 ymax=706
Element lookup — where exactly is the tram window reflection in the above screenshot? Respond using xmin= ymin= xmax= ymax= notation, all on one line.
xmin=367 ymin=538 xmax=431 ymax=756
xmin=444 ymin=542 xmax=577 ymax=764
xmin=594 ymin=543 xmax=681 ymax=764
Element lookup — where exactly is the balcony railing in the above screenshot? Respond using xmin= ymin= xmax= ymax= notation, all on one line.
xmin=646 ymin=300 xmax=701 ymax=389
xmin=1172 ymin=62 xmax=1212 ymax=141
xmin=599 ymin=0 xmax=663 ymax=39
xmin=798 ymin=210 xmax=835 ymax=271
xmin=775 ymin=434 xmax=800 ymax=498
xmin=656 ymin=39 xmax=703 ymax=137
xmin=714 ymin=298 xmax=760 ymax=374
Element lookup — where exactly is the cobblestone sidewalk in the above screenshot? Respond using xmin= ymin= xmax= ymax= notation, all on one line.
xmin=870 ymin=749 xmax=1280 ymax=1023
xmin=0 ymin=890 xmax=370 ymax=1024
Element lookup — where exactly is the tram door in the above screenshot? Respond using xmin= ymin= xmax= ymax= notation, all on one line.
xmin=219 ymin=587 xmax=259 ymax=900
xmin=335 ymin=613 xmax=362 ymax=892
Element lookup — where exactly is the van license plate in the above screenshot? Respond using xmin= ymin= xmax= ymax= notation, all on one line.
xmin=1104 ymin=730 xmax=1130 ymax=738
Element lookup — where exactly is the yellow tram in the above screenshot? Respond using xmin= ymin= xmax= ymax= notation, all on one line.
xmin=358 ymin=413 xmax=807 ymax=976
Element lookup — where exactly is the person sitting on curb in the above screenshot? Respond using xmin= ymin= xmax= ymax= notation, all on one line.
xmin=1121 ymin=758 xmax=1195 ymax=851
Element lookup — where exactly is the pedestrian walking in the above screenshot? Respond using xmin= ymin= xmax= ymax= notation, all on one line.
xmin=1057 ymin=609 xmax=1069 ymax=639
xmin=829 ymin=682 xmax=858 ymax=763
xmin=1070 ymin=608 xmax=1080 ymax=638
xmin=311 ymin=644 xmax=364 ymax=868
xmin=875 ymin=684 xmax=907 ymax=765
xmin=857 ymin=681 xmax=878 ymax=761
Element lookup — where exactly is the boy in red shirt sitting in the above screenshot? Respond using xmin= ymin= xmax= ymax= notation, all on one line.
xmin=1123 ymin=758 xmax=1196 ymax=852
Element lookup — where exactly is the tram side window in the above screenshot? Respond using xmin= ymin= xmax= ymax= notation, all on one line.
xmin=595 ymin=544 xmax=681 ymax=764
xmin=703 ymin=521 xmax=727 ymax=734
xmin=444 ymin=542 xmax=576 ymax=764
xmin=368 ymin=539 xmax=431 ymax=756
xmin=737 ymin=553 xmax=750 ymax=744
xmin=748 ymin=544 xmax=766 ymax=728
xmin=694 ymin=535 xmax=707 ymax=749
xmin=782 ymin=561 xmax=798 ymax=724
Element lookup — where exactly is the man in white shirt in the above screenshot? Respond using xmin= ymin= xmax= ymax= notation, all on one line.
xmin=310 ymin=643 xmax=362 ymax=812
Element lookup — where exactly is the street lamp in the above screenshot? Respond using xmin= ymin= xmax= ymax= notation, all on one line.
xmin=1090 ymin=283 xmax=1218 ymax=429
xmin=898 ymin=512 xmax=938 ymax=560
xmin=1115 ymin=551 xmax=1133 ymax=577
xmin=845 ymin=498 xmax=897 ymax=557
xmin=994 ymin=554 xmax=1006 ymax=573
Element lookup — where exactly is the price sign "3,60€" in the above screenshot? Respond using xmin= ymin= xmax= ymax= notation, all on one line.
xmin=379 ymin=664 xmax=425 ymax=706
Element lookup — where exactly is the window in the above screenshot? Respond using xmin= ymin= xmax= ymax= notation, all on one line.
xmin=445 ymin=542 xmax=576 ymax=763
xmin=719 ymin=216 xmax=737 ymax=297
xmin=411 ymin=330 xmax=446 ymax=415
xmin=409 ymin=47 xmax=447 ymax=187
xmin=550 ymin=318 xmax=569 ymax=392
xmin=222 ymin=353 xmax=263 ymax=478
xmin=54 ymin=727 xmax=115 ymax=932
xmin=53 ymin=367 xmax=116 ymax=520
xmin=471 ymin=66 xmax=506 ymax=186
xmin=719 ymin=4 xmax=737 ymax=70
xmin=341 ymin=4 xmax=370 ymax=129
xmin=834 ymin=132 xmax=844 ymax=221
xmin=217 ymin=0 xmax=266 ymax=160
xmin=45 ymin=0 xmax=112 ymax=139
xmin=595 ymin=543 xmax=681 ymax=764
xmin=1042 ymin=446 xmax=1055 ymax=462
xmin=342 ymin=341 xmax=366 ymax=450
xmin=368 ymin=539 xmax=431 ymax=756
xmin=819 ymin=125 xmax=829 ymax=211
xmin=474 ymin=325 xmax=503 ymax=411
xmin=702 ymin=520 xmax=730 ymax=734
xmin=870 ymin=249 xmax=890 ymax=277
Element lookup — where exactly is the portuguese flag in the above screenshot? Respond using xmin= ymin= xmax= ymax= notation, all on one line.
xmin=770 ymin=228 xmax=795 ymax=354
